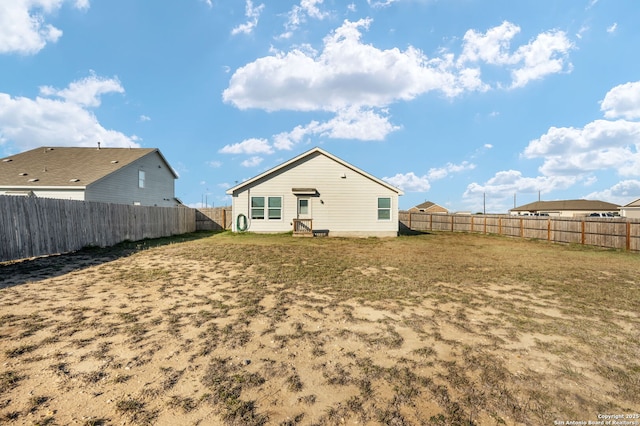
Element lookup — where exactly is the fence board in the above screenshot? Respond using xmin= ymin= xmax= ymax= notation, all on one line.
xmin=0 ymin=195 xmax=196 ymax=262
xmin=399 ymin=211 xmax=640 ymax=252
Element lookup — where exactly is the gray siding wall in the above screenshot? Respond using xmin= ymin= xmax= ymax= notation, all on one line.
xmin=231 ymin=152 xmax=400 ymax=237
xmin=86 ymin=152 xmax=176 ymax=206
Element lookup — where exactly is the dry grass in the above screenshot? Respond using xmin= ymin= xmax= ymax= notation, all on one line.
xmin=1 ymin=230 xmax=639 ymax=425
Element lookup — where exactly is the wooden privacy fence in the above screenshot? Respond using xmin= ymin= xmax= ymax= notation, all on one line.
xmin=195 ymin=207 xmax=232 ymax=231
xmin=399 ymin=211 xmax=640 ymax=252
xmin=0 ymin=195 xmax=196 ymax=262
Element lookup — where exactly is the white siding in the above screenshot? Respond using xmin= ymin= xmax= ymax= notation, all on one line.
xmin=231 ymin=151 xmax=400 ymax=237
xmin=0 ymin=188 xmax=85 ymax=200
xmin=621 ymin=208 xmax=640 ymax=219
xmin=86 ymin=152 xmax=176 ymax=206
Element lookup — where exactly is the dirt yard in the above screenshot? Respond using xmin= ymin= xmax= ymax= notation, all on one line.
xmin=1 ymin=231 xmax=639 ymax=425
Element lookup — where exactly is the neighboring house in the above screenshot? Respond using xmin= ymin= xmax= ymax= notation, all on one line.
xmin=0 ymin=146 xmax=180 ymax=207
xmin=225 ymin=147 xmax=404 ymax=237
xmin=509 ymin=200 xmax=620 ymax=217
xmin=408 ymin=201 xmax=448 ymax=214
xmin=620 ymin=199 xmax=640 ymax=219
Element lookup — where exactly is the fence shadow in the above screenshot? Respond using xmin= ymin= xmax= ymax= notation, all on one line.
xmin=398 ymin=221 xmax=432 ymax=236
xmin=0 ymin=231 xmax=217 ymax=290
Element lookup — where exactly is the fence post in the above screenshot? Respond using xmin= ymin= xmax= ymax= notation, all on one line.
xmin=451 ymin=215 xmax=454 ymax=232
xmin=581 ymin=220 xmax=586 ymax=245
xmin=430 ymin=214 xmax=433 ymax=231
xmin=499 ymin=217 xmax=502 ymax=235
xmin=409 ymin=212 xmax=412 ymax=230
xmin=627 ymin=221 xmax=631 ymax=251
xmin=547 ymin=218 xmax=551 ymax=241
xmin=484 ymin=216 xmax=487 ymax=234
xmin=520 ymin=218 xmax=523 ymax=238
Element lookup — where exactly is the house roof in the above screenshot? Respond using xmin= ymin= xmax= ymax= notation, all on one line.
xmin=225 ymin=147 xmax=404 ymax=195
xmin=0 ymin=146 xmax=177 ymax=188
xmin=510 ymin=199 xmax=620 ymax=212
xmin=622 ymin=198 xmax=640 ymax=208
xmin=411 ymin=201 xmax=447 ymax=211
xmin=414 ymin=201 xmax=436 ymax=209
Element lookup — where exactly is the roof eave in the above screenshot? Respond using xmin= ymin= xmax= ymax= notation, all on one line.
xmin=226 ymin=147 xmax=404 ymax=195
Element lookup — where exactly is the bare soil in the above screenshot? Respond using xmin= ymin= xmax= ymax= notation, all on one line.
xmin=1 ymin=231 xmax=639 ymax=425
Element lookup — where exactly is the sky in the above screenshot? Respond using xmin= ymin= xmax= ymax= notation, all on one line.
xmin=1 ymin=0 xmax=640 ymax=213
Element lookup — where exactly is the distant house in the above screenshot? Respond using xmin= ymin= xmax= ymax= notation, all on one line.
xmin=0 ymin=146 xmax=180 ymax=207
xmin=408 ymin=201 xmax=448 ymax=214
xmin=620 ymin=199 xmax=640 ymax=219
xmin=225 ymin=147 xmax=404 ymax=237
xmin=509 ymin=199 xmax=620 ymax=217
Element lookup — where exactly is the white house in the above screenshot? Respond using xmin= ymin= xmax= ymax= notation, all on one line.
xmin=509 ymin=200 xmax=620 ymax=217
xmin=225 ymin=147 xmax=404 ymax=237
xmin=0 ymin=146 xmax=180 ymax=207
xmin=620 ymin=199 xmax=640 ymax=219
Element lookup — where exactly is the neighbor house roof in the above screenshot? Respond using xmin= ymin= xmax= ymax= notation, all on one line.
xmin=225 ymin=147 xmax=404 ymax=195
xmin=410 ymin=201 xmax=448 ymax=212
xmin=510 ymin=199 xmax=620 ymax=212
xmin=0 ymin=146 xmax=177 ymax=188
xmin=622 ymin=198 xmax=640 ymax=208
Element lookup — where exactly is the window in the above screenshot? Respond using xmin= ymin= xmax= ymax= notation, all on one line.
xmin=138 ymin=170 xmax=145 ymax=188
xmin=251 ymin=197 xmax=265 ymax=219
xmin=268 ymin=197 xmax=282 ymax=220
xmin=298 ymin=198 xmax=309 ymax=215
xmin=251 ymin=196 xmax=282 ymax=220
xmin=378 ymin=197 xmax=391 ymax=220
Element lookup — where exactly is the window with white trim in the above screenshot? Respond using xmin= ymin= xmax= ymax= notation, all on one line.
xmin=138 ymin=170 xmax=145 ymax=188
xmin=251 ymin=196 xmax=265 ymax=219
xmin=377 ymin=197 xmax=391 ymax=220
xmin=268 ymin=196 xmax=282 ymax=220
xmin=251 ymin=196 xmax=282 ymax=220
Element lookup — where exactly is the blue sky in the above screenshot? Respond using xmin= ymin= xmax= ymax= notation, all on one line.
xmin=1 ymin=0 xmax=640 ymax=212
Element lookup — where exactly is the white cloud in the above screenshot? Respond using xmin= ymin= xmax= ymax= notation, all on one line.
xmin=139 ymin=115 xmax=151 ymax=122
xmin=509 ymin=30 xmax=574 ymax=88
xmin=584 ymin=180 xmax=640 ymax=205
xmin=464 ymin=170 xmax=579 ymax=199
xmin=601 ymin=81 xmax=640 ymax=120
xmin=458 ymin=21 xmax=574 ymax=89
xmin=225 ymin=19 xmax=570 ymax=114
xmin=523 ymin=119 xmax=640 ymax=176
xmin=39 ymin=73 xmax=124 ymax=107
xmin=241 ymin=156 xmax=263 ymax=167
xmin=0 ymin=74 xmax=138 ymax=150
xmin=459 ymin=21 xmax=521 ymax=66
xmin=284 ymin=0 xmax=329 ymax=34
xmin=231 ymin=0 xmax=264 ymax=36
xmin=607 ymin=22 xmax=618 ymax=34
xmin=367 ymin=0 xmax=398 ymax=7
xmin=273 ymin=107 xmax=400 ymax=150
xmin=0 ymin=0 xmax=89 ymax=55
xmin=207 ymin=160 xmax=222 ymax=168
xmin=219 ymin=138 xmax=274 ymax=154
xmin=383 ymin=172 xmax=431 ymax=192
xmin=428 ymin=161 xmax=475 ymax=180
xmin=384 ymin=161 xmax=475 ymax=193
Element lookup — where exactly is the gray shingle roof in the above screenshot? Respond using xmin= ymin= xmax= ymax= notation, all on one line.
xmin=0 ymin=147 xmax=175 ymax=187
xmin=511 ymin=199 xmax=620 ymax=212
